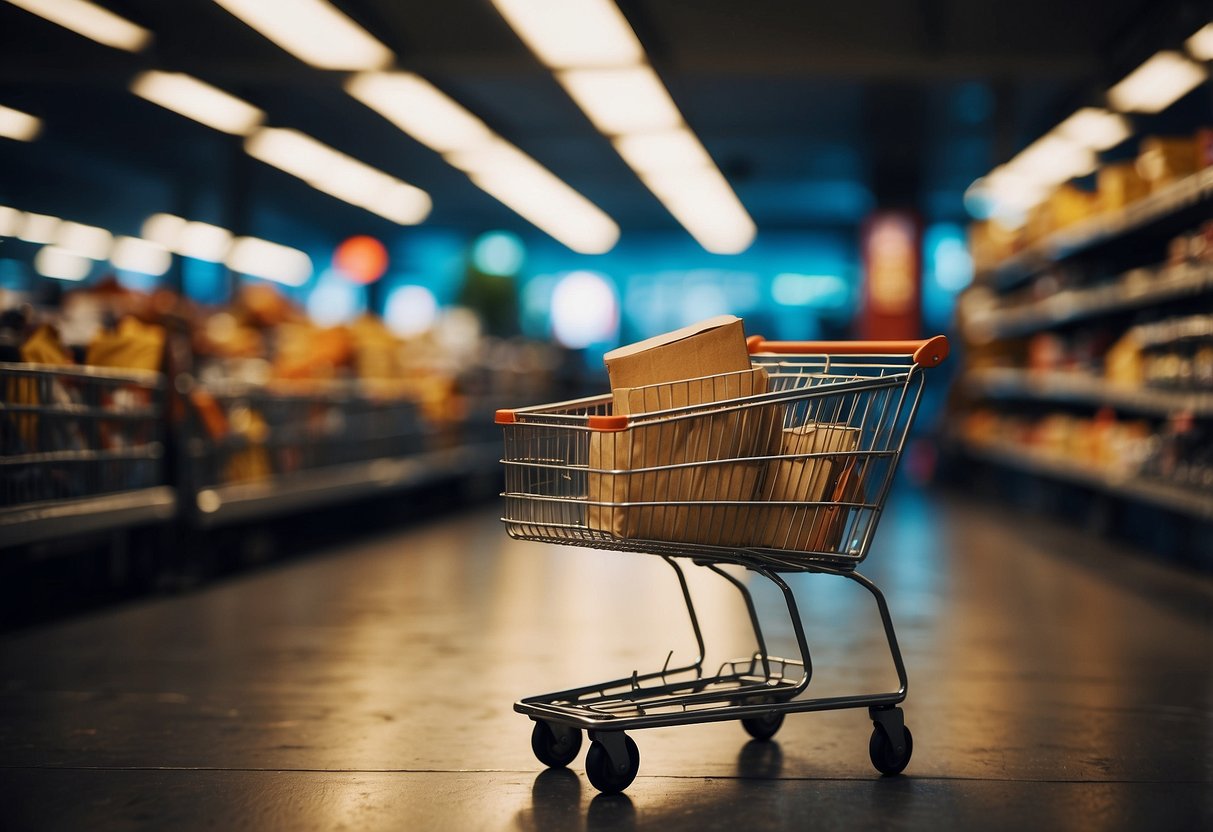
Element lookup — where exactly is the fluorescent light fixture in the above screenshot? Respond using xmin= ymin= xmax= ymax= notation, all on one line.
xmin=210 ymin=0 xmax=393 ymax=70
xmin=226 ymin=236 xmax=313 ymax=286
xmin=345 ymin=72 xmax=493 ymax=154
xmin=111 ymin=236 xmax=171 ymax=276
xmin=613 ymin=128 xmax=712 ymax=173
xmin=640 ymin=167 xmax=756 ymax=254
xmin=34 ymin=246 xmax=91 ymax=280
xmin=0 ymin=103 xmax=42 ymax=141
xmin=1056 ymin=107 xmax=1131 ymax=151
xmin=131 ymin=71 xmax=264 ymax=136
xmin=55 ymin=221 xmax=112 ymax=260
xmin=246 ymin=127 xmax=431 ymax=224
xmin=452 ymin=140 xmax=618 ymax=253
xmin=1186 ymin=23 xmax=1213 ymax=61
xmin=5 ymin=0 xmax=151 ymax=52
xmin=1009 ymin=134 xmax=1096 ymax=186
xmin=178 ymin=221 xmax=232 ymax=262
xmin=18 ymin=212 xmax=60 ymax=243
xmin=558 ymin=66 xmax=682 ymax=134
xmin=142 ymin=213 xmax=186 ymax=248
xmin=978 ymin=165 xmax=1051 ymax=224
xmin=1107 ymin=50 xmax=1208 ymax=113
xmin=0 ymin=205 xmax=21 ymax=236
xmin=490 ymin=0 xmax=643 ymax=69
xmin=141 ymin=213 xmax=232 ymax=260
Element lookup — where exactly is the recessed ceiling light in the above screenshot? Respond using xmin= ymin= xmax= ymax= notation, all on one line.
xmin=131 ymin=71 xmax=264 ymax=136
xmin=490 ymin=0 xmax=643 ymax=69
xmin=345 ymin=72 xmax=493 ymax=154
xmin=0 ymin=103 xmax=42 ymax=142
xmin=6 ymin=0 xmax=150 ymax=52
xmin=210 ymin=0 xmax=393 ymax=70
xmin=1108 ymin=50 xmax=1208 ymax=114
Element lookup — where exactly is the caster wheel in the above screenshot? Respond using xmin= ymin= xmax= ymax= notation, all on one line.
xmin=531 ymin=721 xmax=582 ymax=768
xmin=741 ymin=711 xmax=785 ymax=741
xmin=869 ymin=724 xmax=913 ymax=776
xmin=585 ymin=735 xmax=640 ymax=794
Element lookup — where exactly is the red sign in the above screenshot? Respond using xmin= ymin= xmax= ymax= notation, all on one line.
xmin=859 ymin=212 xmax=921 ymax=340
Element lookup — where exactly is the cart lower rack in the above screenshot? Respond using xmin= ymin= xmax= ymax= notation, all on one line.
xmin=496 ymin=336 xmax=948 ymax=793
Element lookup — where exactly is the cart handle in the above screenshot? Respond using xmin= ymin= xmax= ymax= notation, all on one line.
xmin=746 ymin=334 xmax=949 ymax=367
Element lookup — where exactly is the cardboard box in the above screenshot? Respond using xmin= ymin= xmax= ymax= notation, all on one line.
xmin=604 ymin=315 xmax=752 ymax=406
xmin=587 ymin=368 xmax=781 ymax=546
xmin=754 ymin=423 xmax=862 ymax=553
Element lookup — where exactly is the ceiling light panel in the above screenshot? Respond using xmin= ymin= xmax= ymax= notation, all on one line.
xmin=18 ymin=212 xmax=60 ymax=244
xmin=34 ymin=246 xmax=91 ymax=280
xmin=448 ymin=139 xmax=619 ymax=253
xmin=489 ymin=0 xmax=643 ymax=69
xmin=345 ymin=72 xmax=493 ymax=154
xmin=1009 ymin=134 xmax=1097 ymax=186
xmin=245 ymin=127 xmax=431 ymax=224
xmin=110 ymin=237 xmax=171 ymax=276
xmin=1055 ymin=107 xmax=1131 ymax=151
xmin=640 ymin=167 xmax=756 ymax=254
xmin=131 ymin=71 xmax=264 ymax=136
xmin=1107 ymin=50 xmax=1208 ymax=113
xmin=226 ymin=237 xmax=313 ymax=286
xmin=55 ymin=221 xmax=112 ymax=260
xmin=0 ymin=205 xmax=21 ymax=236
xmin=5 ymin=0 xmax=151 ymax=52
xmin=558 ymin=66 xmax=682 ymax=135
xmin=0 ymin=103 xmax=42 ymax=141
xmin=344 ymin=75 xmax=617 ymax=251
xmin=613 ymin=128 xmax=712 ymax=173
xmin=1186 ymin=23 xmax=1213 ymax=61
xmin=210 ymin=0 xmax=393 ymax=70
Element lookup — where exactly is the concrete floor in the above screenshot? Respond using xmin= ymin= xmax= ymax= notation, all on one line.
xmin=1 ymin=487 xmax=1210 ymax=831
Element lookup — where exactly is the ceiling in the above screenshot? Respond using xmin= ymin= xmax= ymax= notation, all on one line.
xmin=0 ymin=0 xmax=1208 ymax=252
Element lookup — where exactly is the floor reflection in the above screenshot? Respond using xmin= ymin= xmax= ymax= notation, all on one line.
xmin=736 ymin=738 xmax=783 ymax=779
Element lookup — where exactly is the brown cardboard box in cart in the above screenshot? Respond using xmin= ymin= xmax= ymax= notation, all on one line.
xmin=587 ymin=316 xmax=783 ymax=547
xmin=755 ymin=423 xmax=862 ymax=553
xmin=604 ymin=315 xmax=753 ymax=408
xmin=587 ymin=367 xmax=780 ymax=546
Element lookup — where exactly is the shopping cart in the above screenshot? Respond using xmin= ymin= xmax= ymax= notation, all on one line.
xmin=495 ymin=336 xmax=948 ymax=793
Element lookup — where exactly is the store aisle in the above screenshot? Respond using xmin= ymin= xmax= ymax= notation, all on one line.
xmin=1 ymin=488 xmax=1210 ymax=831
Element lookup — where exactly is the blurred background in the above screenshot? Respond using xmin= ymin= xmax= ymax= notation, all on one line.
xmin=0 ymin=0 xmax=1211 ymax=617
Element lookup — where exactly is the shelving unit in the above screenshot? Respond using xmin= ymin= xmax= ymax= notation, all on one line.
xmin=962 ymin=439 xmax=1213 ymax=521
xmin=978 ymin=167 xmax=1213 ymax=289
xmin=965 ymin=368 xmax=1213 ymax=417
xmin=971 ymin=264 xmax=1213 ymax=339
xmin=957 ymin=153 xmax=1213 ymax=566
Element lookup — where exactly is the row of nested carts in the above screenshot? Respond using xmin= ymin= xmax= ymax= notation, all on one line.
xmin=0 ymin=282 xmax=565 ymax=599
xmin=952 ymin=132 xmax=1213 ymax=568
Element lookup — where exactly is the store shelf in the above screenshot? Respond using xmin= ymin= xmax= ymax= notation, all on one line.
xmin=0 ymin=486 xmax=177 ymax=549
xmin=962 ymin=440 xmax=1213 ymax=520
xmin=191 ymin=441 xmax=500 ymax=528
xmin=976 ymin=265 xmax=1213 ymax=339
xmin=980 ymin=167 xmax=1213 ymax=289
xmin=965 ymin=368 xmax=1213 ymax=417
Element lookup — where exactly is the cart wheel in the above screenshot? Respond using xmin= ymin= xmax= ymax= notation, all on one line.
xmin=869 ymin=724 xmax=913 ymax=776
xmin=531 ymin=721 xmax=582 ymax=768
xmin=741 ymin=712 xmax=785 ymax=741
xmin=585 ymin=735 xmax=640 ymax=794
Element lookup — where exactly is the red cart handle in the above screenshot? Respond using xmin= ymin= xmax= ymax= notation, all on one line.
xmin=746 ymin=334 xmax=949 ymax=368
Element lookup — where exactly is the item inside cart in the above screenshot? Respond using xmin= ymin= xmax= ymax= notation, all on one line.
xmin=497 ymin=330 xmax=949 ymax=793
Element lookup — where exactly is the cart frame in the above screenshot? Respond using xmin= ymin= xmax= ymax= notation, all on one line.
xmin=496 ymin=336 xmax=947 ymax=792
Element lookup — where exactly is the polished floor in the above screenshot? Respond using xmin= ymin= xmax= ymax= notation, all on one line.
xmin=1 ymin=487 xmax=1210 ymax=831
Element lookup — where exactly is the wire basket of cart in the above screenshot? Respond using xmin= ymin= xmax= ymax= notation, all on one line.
xmin=495 ymin=336 xmax=949 ymax=793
